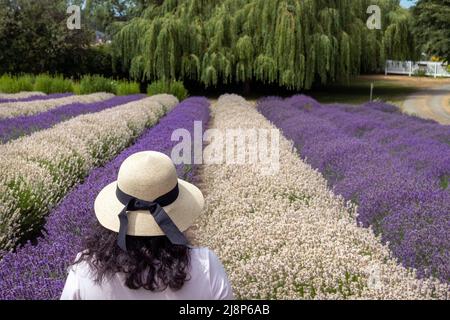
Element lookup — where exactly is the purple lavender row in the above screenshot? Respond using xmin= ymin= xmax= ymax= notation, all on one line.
xmin=0 ymin=97 xmax=210 ymax=300
xmin=258 ymin=96 xmax=450 ymax=284
xmin=0 ymin=94 xmax=146 ymax=143
xmin=0 ymin=93 xmax=73 ymax=104
xmin=319 ymin=104 xmax=449 ymax=185
xmin=286 ymin=97 xmax=450 ymax=186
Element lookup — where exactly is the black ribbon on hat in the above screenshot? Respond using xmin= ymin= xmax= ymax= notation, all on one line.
xmin=115 ymin=183 xmax=188 ymax=251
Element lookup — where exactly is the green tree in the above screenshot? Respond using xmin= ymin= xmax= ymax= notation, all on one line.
xmin=82 ymin=0 xmax=160 ymax=36
xmin=113 ymin=0 xmax=418 ymax=90
xmin=0 ymin=0 xmax=95 ymax=75
xmin=412 ymin=0 xmax=450 ymax=62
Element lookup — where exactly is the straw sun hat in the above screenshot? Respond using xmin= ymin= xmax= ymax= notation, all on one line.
xmin=94 ymin=151 xmax=204 ymax=250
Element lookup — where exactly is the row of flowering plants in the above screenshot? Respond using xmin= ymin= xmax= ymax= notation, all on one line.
xmin=193 ymin=94 xmax=448 ymax=299
xmin=0 ymin=97 xmax=210 ymax=300
xmin=0 ymin=93 xmax=71 ymax=104
xmin=257 ymin=95 xmax=450 ymax=284
xmin=0 ymin=94 xmax=178 ymax=252
xmin=0 ymin=92 xmax=47 ymax=102
xmin=0 ymin=94 xmax=145 ymax=143
xmin=0 ymin=93 xmax=114 ymax=118
xmin=302 ymin=100 xmax=449 ymax=185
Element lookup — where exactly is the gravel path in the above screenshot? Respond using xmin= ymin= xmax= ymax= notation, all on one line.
xmin=402 ymin=84 xmax=450 ymax=125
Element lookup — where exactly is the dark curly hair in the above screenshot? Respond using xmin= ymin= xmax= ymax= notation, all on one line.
xmin=74 ymin=222 xmax=191 ymax=292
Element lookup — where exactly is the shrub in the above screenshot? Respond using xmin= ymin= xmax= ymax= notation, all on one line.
xmin=33 ymin=74 xmax=74 ymax=94
xmin=169 ymin=80 xmax=188 ymax=101
xmin=147 ymin=80 xmax=188 ymax=101
xmin=0 ymin=75 xmax=19 ymax=93
xmin=72 ymin=82 xmax=81 ymax=95
xmin=0 ymin=74 xmax=34 ymax=93
xmin=15 ymin=75 xmax=34 ymax=92
xmin=115 ymin=81 xmax=141 ymax=95
xmin=79 ymin=75 xmax=115 ymax=94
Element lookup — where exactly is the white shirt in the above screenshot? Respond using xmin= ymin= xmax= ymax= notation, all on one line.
xmin=60 ymin=247 xmax=234 ymax=300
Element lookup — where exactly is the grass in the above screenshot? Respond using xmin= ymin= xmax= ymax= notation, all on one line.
xmin=201 ymin=75 xmax=442 ymax=107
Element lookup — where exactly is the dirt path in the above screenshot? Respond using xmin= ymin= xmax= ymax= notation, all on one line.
xmin=402 ymin=84 xmax=450 ymax=125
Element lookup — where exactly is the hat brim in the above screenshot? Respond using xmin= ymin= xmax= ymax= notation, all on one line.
xmin=94 ymin=179 xmax=204 ymax=237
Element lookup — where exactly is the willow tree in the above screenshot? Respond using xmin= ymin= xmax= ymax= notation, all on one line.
xmin=113 ymin=0 xmax=416 ymax=90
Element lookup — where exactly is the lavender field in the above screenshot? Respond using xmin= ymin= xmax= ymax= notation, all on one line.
xmin=0 ymin=92 xmax=448 ymax=300
xmin=0 ymin=94 xmax=145 ymax=143
xmin=0 ymin=97 xmax=210 ymax=299
xmin=1 ymin=0 xmax=448 ymax=305
xmin=258 ymin=96 xmax=450 ymax=284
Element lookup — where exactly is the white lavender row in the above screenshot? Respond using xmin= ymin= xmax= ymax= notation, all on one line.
xmin=0 ymin=93 xmax=114 ymax=119
xmin=0 ymin=92 xmax=46 ymax=101
xmin=193 ymin=94 xmax=448 ymax=300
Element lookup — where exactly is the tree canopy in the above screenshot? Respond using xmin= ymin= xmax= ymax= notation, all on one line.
xmin=113 ymin=0 xmax=418 ymax=89
xmin=0 ymin=0 xmax=112 ymax=76
xmin=412 ymin=0 xmax=450 ymax=62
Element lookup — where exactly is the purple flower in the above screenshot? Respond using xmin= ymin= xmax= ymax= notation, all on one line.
xmin=258 ymin=96 xmax=450 ymax=284
xmin=0 ymin=97 xmax=210 ymax=300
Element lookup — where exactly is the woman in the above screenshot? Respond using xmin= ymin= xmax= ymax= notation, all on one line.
xmin=61 ymin=151 xmax=234 ymax=300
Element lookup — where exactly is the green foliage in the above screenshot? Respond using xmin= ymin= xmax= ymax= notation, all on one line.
xmin=413 ymin=69 xmax=427 ymax=77
xmin=83 ymin=0 xmax=150 ymax=35
xmin=413 ymin=0 xmax=450 ymax=62
xmin=115 ymin=81 xmax=141 ymax=95
xmin=0 ymin=75 xmax=19 ymax=93
xmin=33 ymin=74 xmax=74 ymax=94
xmin=72 ymin=82 xmax=82 ymax=95
xmin=168 ymin=80 xmax=188 ymax=101
xmin=1 ymin=73 xmax=144 ymax=95
xmin=0 ymin=74 xmax=34 ymax=93
xmin=147 ymin=80 xmax=188 ymax=101
xmin=15 ymin=75 xmax=34 ymax=92
xmin=113 ymin=0 xmax=418 ymax=90
xmin=440 ymin=175 xmax=449 ymax=190
xmin=79 ymin=75 xmax=115 ymax=94
xmin=0 ymin=0 xmax=96 ymax=76
xmin=383 ymin=8 xmax=418 ymax=62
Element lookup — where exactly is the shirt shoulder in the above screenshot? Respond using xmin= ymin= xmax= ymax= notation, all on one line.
xmin=189 ymin=247 xmax=234 ymax=300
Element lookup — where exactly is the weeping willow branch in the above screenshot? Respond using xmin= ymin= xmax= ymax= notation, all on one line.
xmin=113 ymin=0 xmax=416 ymax=89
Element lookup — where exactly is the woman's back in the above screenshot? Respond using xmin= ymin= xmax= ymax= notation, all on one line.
xmin=61 ymin=151 xmax=234 ymax=300
xmin=61 ymin=247 xmax=233 ymax=300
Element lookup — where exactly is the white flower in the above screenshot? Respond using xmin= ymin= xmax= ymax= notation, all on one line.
xmin=193 ymin=94 xmax=449 ymax=300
